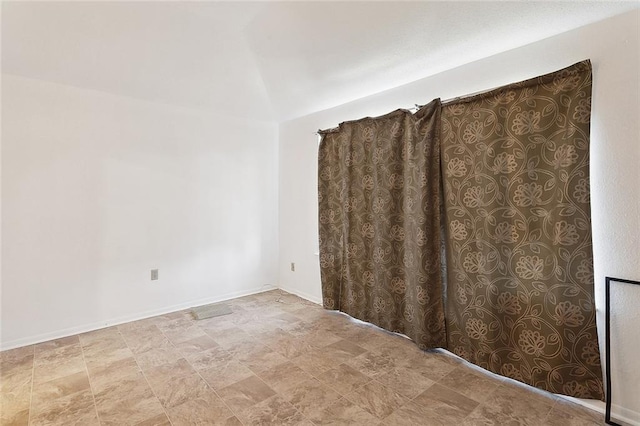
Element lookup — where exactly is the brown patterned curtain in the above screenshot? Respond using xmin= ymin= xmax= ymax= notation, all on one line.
xmin=318 ymin=99 xmax=447 ymax=350
xmin=440 ymin=61 xmax=604 ymax=400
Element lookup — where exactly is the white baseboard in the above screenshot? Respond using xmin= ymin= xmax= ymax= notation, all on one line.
xmin=608 ymin=404 xmax=640 ymax=426
xmin=278 ymin=285 xmax=322 ymax=305
xmin=0 ymin=285 xmax=277 ymax=351
xmin=555 ymin=394 xmax=605 ymax=416
xmin=555 ymin=395 xmax=640 ymax=425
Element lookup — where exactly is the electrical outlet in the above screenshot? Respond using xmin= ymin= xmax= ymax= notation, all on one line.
xmin=151 ymin=269 xmax=159 ymax=280
xmin=290 ymin=262 xmax=295 ymax=272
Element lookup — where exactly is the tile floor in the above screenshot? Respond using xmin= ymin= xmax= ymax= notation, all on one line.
xmin=1 ymin=290 xmax=604 ymax=425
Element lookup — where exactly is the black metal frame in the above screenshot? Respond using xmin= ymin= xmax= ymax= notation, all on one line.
xmin=605 ymin=276 xmax=640 ymax=425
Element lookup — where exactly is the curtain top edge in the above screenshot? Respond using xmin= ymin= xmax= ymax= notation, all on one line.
xmin=443 ymin=59 xmax=592 ymax=107
xmin=318 ymin=98 xmax=441 ymax=135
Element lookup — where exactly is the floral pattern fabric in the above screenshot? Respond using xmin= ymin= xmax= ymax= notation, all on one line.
xmin=440 ymin=61 xmax=604 ymax=400
xmin=318 ymin=100 xmax=447 ymax=350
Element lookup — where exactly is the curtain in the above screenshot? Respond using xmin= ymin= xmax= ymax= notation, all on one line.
xmin=440 ymin=61 xmax=604 ymax=399
xmin=318 ymin=99 xmax=447 ymax=350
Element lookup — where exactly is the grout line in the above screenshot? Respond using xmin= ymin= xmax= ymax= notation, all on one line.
xmin=78 ymin=338 xmax=103 ymax=425
xmin=27 ymin=345 xmax=35 ymax=426
xmin=117 ymin=327 xmax=176 ymax=426
xmin=193 ymin=314 xmax=273 ymax=426
xmin=191 ymin=295 xmax=317 ymax=425
xmin=247 ymin=353 xmax=326 ymax=425
xmin=156 ymin=316 xmax=245 ymax=425
xmin=545 ymin=397 xmax=561 ymax=423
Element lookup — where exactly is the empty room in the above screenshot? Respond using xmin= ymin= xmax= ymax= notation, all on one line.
xmin=1 ymin=2 xmax=639 ymax=425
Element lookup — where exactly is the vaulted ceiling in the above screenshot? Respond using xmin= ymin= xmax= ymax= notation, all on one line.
xmin=3 ymin=1 xmax=638 ymax=122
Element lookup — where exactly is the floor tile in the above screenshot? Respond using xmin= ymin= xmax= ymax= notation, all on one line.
xmin=31 ymin=370 xmax=91 ymax=411
xmin=134 ymin=413 xmax=172 ymax=426
xmin=282 ymin=377 xmax=341 ymax=418
xmin=0 ymin=381 xmax=32 ymax=420
xmin=345 ymin=350 xmax=395 ymax=379
xmin=34 ymin=336 xmax=80 ymax=356
xmin=265 ymin=332 xmax=318 ymax=359
xmin=238 ymin=394 xmax=306 ymax=425
xmin=375 ymin=365 xmax=435 ymax=399
xmin=118 ymin=321 xmax=160 ymax=336
xmin=344 ymin=380 xmax=407 ymax=419
xmin=382 ymin=399 xmax=456 ymax=426
xmin=33 ymin=356 xmax=86 ymax=385
xmin=307 ymin=397 xmax=379 ymax=425
xmin=398 ymin=349 xmax=459 ymax=381
xmin=81 ymin=335 xmax=129 ymax=360
xmin=197 ymin=319 xmax=238 ymax=336
xmin=412 ymin=383 xmax=481 ymax=422
xmin=0 ymin=367 xmax=32 ymax=394
xmin=293 ymin=328 xmax=342 ymax=347
xmin=257 ymin=361 xmax=313 ymax=394
xmin=324 ymin=339 xmax=368 ymax=363
xmin=462 ymin=382 xmax=555 ymax=426
xmin=156 ymin=317 xmax=194 ymax=334
xmin=291 ymin=350 xmax=339 ymax=377
xmin=0 ymin=353 xmax=34 ymax=380
xmin=205 ymin=327 xmax=252 ymax=349
xmin=199 ymin=359 xmax=254 ymax=390
xmin=134 ymin=346 xmax=183 ymax=371
xmin=173 ymin=334 xmax=219 ymax=356
xmin=544 ymin=401 xmax=603 ymax=426
xmin=125 ymin=333 xmax=171 ymax=356
xmin=78 ymin=327 xmax=120 ymax=346
xmin=0 ymin=346 xmax=34 ymax=364
xmin=34 ymin=343 xmax=83 ymax=366
xmin=217 ymin=374 xmax=276 ymax=412
xmin=143 ymin=357 xmax=195 ymax=388
xmin=84 ymin=345 xmax=133 ymax=367
xmin=363 ymin=333 xmax=417 ymax=356
xmin=162 ymin=325 xmax=208 ymax=344
xmin=317 ymin=363 xmax=372 ymax=396
xmin=240 ymin=347 xmax=289 ymax=374
xmin=151 ymin=371 xmax=211 ymax=409
xmin=29 ymin=389 xmax=99 ymax=426
xmin=86 ymin=356 xmax=141 ymax=394
xmin=438 ymin=366 xmax=502 ymax=403
xmin=274 ymin=312 xmax=305 ymax=323
xmin=166 ymin=388 xmax=235 ymax=425
xmin=0 ymin=407 xmax=30 ymax=426
xmin=338 ymin=326 xmax=394 ymax=350
xmin=93 ymin=371 xmax=165 ymax=425
xmin=184 ymin=346 xmax=234 ymax=371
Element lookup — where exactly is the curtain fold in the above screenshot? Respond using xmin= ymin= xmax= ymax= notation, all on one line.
xmin=318 ymin=99 xmax=447 ymax=350
xmin=440 ymin=60 xmax=604 ymax=400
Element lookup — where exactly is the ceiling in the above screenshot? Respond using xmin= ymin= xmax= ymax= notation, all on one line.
xmin=2 ymin=1 xmax=638 ymax=122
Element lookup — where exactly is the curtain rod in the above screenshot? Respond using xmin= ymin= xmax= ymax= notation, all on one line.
xmin=314 ymin=84 xmax=504 ymax=136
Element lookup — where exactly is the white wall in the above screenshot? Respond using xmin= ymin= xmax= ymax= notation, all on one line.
xmin=1 ymin=75 xmax=279 ymax=349
xmin=279 ymin=10 xmax=639 ymax=422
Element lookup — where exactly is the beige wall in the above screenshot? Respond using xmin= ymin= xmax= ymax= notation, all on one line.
xmin=278 ymin=11 xmax=639 ymax=423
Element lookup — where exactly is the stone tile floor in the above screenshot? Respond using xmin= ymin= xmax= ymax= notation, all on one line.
xmin=1 ymin=290 xmax=604 ymax=425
